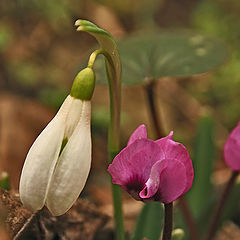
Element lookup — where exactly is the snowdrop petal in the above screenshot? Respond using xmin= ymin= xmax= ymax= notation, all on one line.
xmin=46 ymin=101 xmax=91 ymax=216
xmin=127 ymin=124 xmax=147 ymax=146
xmin=19 ymin=96 xmax=72 ymax=211
xmin=63 ymin=97 xmax=83 ymax=138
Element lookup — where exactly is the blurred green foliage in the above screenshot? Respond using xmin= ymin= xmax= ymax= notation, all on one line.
xmin=0 ymin=25 xmax=12 ymax=52
xmin=9 ymin=61 xmax=40 ymax=87
xmin=192 ymin=0 xmax=240 ymax=128
xmin=38 ymin=87 xmax=68 ymax=109
xmin=188 ymin=115 xmax=215 ymax=218
xmin=0 ymin=0 xmax=86 ymax=31
xmin=0 ymin=172 xmax=10 ymax=190
xmin=94 ymin=0 xmax=161 ymax=28
xmin=132 ymin=202 xmax=163 ymax=240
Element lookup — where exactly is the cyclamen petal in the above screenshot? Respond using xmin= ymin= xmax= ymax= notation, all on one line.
xmin=127 ymin=124 xmax=147 ymax=146
xmin=108 ymin=124 xmax=194 ymax=203
xmin=139 ymin=158 xmax=187 ymax=203
xmin=155 ymin=134 xmax=193 ymax=194
xmin=224 ymin=123 xmax=240 ymax=171
xmin=158 ymin=159 xmax=187 ymax=203
xmin=108 ymin=139 xmax=164 ymax=189
xmin=19 ymin=95 xmax=92 ymax=216
xmin=139 ymin=160 xmax=167 ymax=199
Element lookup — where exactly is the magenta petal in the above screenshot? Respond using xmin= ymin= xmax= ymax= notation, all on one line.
xmin=108 ymin=126 xmax=194 ymax=203
xmin=127 ymin=124 xmax=147 ymax=146
xmin=158 ymin=159 xmax=187 ymax=203
xmin=108 ymin=139 xmax=164 ymax=197
xmin=141 ymin=159 xmax=187 ymax=203
xmin=139 ymin=160 xmax=167 ymax=199
xmin=224 ymin=123 xmax=240 ymax=171
xmin=155 ymin=134 xmax=193 ymax=194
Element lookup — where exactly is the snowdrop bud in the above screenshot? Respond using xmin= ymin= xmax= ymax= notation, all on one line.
xmin=20 ymin=67 xmax=94 ymax=216
xmin=70 ymin=67 xmax=95 ymax=100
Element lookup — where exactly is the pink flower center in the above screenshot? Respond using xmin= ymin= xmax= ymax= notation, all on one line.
xmin=124 ymin=175 xmax=145 ymax=200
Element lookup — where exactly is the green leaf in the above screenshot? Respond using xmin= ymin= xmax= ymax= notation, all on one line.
xmin=187 ymin=115 xmax=215 ymax=218
xmin=95 ymin=31 xmax=228 ymax=85
xmin=132 ymin=202 xmax=163 ymax=240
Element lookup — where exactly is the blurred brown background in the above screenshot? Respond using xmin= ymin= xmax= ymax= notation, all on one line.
xmin=1 ymin=0 xmax=240 ymax=238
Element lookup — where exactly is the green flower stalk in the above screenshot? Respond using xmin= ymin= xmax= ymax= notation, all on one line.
xmin=75 ymin=20 xmax=124 ymax=240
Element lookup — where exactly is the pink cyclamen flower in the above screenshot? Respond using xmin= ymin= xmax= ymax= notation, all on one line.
xmin=224 ymin=122 xmax=240 ymax=171
xmin=108 ymin=124 xmax=194 ymax=203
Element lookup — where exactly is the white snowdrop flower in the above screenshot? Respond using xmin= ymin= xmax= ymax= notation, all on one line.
xmin=19 ymin=68 xmax=95 ymax=216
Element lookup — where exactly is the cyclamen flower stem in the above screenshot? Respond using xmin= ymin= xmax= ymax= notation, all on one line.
xmin=87 ymin=49 xmax=125 ymax=240
xmin=205 ymin=171 xmax=239 ymax=240
xmin=162 ymin=203 xmax=173 ymax=240
xmin=144 ymin=78 xmax=199 ymax=240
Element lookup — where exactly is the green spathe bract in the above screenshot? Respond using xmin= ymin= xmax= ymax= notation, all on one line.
xmin=70 ymin=67 xmax=95 ymax=100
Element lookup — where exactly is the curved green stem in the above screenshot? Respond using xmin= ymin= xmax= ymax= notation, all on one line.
xmin=88 ymin=49 xmax=124 ymax=240
xmin=87 ymin=48 xmax=114 ymax=69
